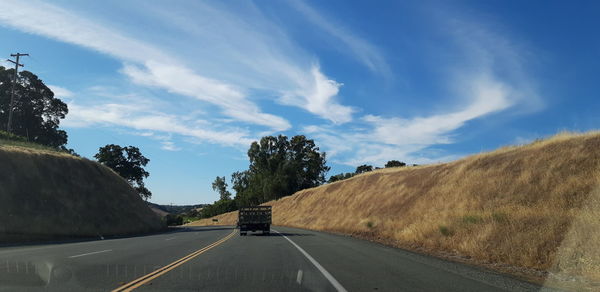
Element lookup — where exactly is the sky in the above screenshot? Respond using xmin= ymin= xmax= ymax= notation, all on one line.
xmin=1 ymin=0 xmax=599 ymax=205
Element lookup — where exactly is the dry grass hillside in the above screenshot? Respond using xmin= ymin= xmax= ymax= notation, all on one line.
xmin=190 ymin=131 xmax=600 ymax=288
xmin=0 ymin=143 xmax=164 ymax=242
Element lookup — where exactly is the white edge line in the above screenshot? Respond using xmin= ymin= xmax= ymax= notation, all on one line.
xmin=68 ymin=249 xmax=112 ymax=258
xmin=273 ymin=229 xmax=347 ymax=292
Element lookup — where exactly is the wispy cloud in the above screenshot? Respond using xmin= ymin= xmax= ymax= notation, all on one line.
xmin=305 ymin=14 xmax=540 ymax=167
xmin=279 ymin=65 xmax=354 ymax=124
xmin=0 ymin=0 xmax=364 ymax=130
xmin=0 ymin=0 xmax=290 ymax=131
xmin=47 ymin=85 xmax=74 ymax=99
xmin=288 ymin=0 xmax=390 ymax=75
xmin=64 ymin=102 xmax=253 ymax=147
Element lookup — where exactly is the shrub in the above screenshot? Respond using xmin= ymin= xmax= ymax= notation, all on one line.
xmin=164 ymin=214 xmax=184 ymax=226
xmin=366 ymin=221 xmax=374 ymax=229
xmin=439 ymin=225 xmax=453 ymax=236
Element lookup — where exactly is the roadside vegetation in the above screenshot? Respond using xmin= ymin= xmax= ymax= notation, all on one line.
xmin=191 ymin=131 xmax=600 ymax=289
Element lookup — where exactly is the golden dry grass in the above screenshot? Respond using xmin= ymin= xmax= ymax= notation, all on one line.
xmin=0 ymin=144 xmax=164 ymax=242
xmin=190 ymin=131 xmax=600 ymax=287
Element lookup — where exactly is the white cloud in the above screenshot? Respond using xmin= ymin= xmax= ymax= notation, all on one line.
xmin=47 ymin=85 xmax=74 ymax=98
xmin=63 ymin=102 xmax=253 ymax=147
xmin=280 ymin=65 xmax=354 ymax=124
xmin=121 ymin=61 xmax=291 ymax=131
xmin=160 ymin=141 xmax=181 ymax=151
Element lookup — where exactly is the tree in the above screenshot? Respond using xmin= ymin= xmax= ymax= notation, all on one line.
xmin=0 ymin=66 xmax=69 ymax=147
xmin=212 ymin=176 xmax=232 ymax=200
xmin=94 ymin=144 xmax=152 ymax=200
xmin=385 ymin=160 xmax=406 ymax=168
xmin=233 ymin=134 xmax=330 ymax=207
xmin=355 ymin=164 xmax=373 ymax=174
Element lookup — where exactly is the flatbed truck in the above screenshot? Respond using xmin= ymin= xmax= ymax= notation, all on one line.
xmin=238 ymin=206 xmax=271 ymax=236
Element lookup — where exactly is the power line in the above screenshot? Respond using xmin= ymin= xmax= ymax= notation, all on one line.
xmin=6 ymin=53 xmax=29 ymax=133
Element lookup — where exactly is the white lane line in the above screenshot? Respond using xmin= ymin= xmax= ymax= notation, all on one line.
xmin=296 ymin=269 xmax=303 ymax=285
xmin=273 ymin=230 xmax=347 ymax=292
xmin=68 ymin=249 xmax=112 ymax=258
xmin=165 ymin=237 xmax=176 ymax=241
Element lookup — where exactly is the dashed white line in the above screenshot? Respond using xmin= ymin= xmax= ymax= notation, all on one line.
xmin=296 ymin=269 xmax=303 ymax=285
xmin=68 ymin=249 xmax=112 ymax=258
xmin=273 ymin=229 xmax=347 ymax=292
xmin=165 ymin=237 xmax=176 ymax=241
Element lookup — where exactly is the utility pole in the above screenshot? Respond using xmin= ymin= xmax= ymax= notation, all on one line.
xmin=6 ymin=53 xmax=29 ymax=133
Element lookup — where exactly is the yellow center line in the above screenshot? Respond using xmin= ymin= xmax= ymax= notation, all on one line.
xmin=111 ymin=229 xmax=236 ymax=292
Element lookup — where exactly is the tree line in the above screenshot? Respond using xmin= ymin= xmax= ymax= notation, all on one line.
xmin=328 ymin=160 xmax=416 ymax=183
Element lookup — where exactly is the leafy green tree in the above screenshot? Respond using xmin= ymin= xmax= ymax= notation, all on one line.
xmin=355 ymin=164 xmax=373 ymax=174
xmin=385 ymin=160 xmax=406 ymax=168
xmin=212 ymin=176 xmax=232 ymax=200
xmin=0 ymin=66 xmax=69 ymax=147
xmin=233 ymin=134 xmax=330 ymax=207
xmin=200 ymin=199 xmax=237 ymax=218
xmin=94 ymin=144 xmax=152 ymax=200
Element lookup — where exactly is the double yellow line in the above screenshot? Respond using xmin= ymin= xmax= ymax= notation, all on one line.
xmin=112 ymin=229 xmax=236 ymax=292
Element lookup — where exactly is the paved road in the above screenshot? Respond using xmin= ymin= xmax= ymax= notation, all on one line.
xmin=0 ymin=226 xmax=549 ymax=291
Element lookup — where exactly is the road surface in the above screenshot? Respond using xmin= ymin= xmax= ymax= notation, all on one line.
xmin=0 ymin=226 xmax=549 ymax=291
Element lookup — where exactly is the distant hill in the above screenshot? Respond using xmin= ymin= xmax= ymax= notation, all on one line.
xmin=146 ymin=202 xmax=208 ymax=215
xmin=0 ymin=140 xmax=164 ymax=243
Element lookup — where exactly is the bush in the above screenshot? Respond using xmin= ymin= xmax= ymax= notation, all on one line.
xmin=439 ymin=225 xmax=453 ymax=236
xmin=328 ymin=172 xmax=355 ymax=183
xmin=164 ymin=214 xmax=184 ymax=226
xmin=385 ymin=160 xmax=406 ymax=168
xmin=200 ymin=199 xmax=237 ymax=218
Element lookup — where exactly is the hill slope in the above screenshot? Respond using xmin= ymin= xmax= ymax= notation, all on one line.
xmin=191 ymin=132 xmax=600 ymax=287
xmin=0 ymin=143 xmax=164 ymax=242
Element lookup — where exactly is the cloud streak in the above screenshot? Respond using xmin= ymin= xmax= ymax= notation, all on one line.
xmin=304 ymin=14 xmax=540 ymax=167
xmin=0 ymin=0 xmax=291 ymax=131
xmin=288 ymin=0 xmax=390 ymax=75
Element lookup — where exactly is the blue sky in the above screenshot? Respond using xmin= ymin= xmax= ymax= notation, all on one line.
xmin=1 ymin=1 xmax=599 ymax=204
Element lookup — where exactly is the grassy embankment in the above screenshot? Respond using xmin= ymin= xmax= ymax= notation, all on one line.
xmin=0 ymin=138 xmax=164 ymax=242
xmin=190 ymin=131 xmax=600 ymax=289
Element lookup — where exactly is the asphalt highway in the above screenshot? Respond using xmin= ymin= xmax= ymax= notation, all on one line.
xmin=0 ymin=226 xmax=551 ymax=291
